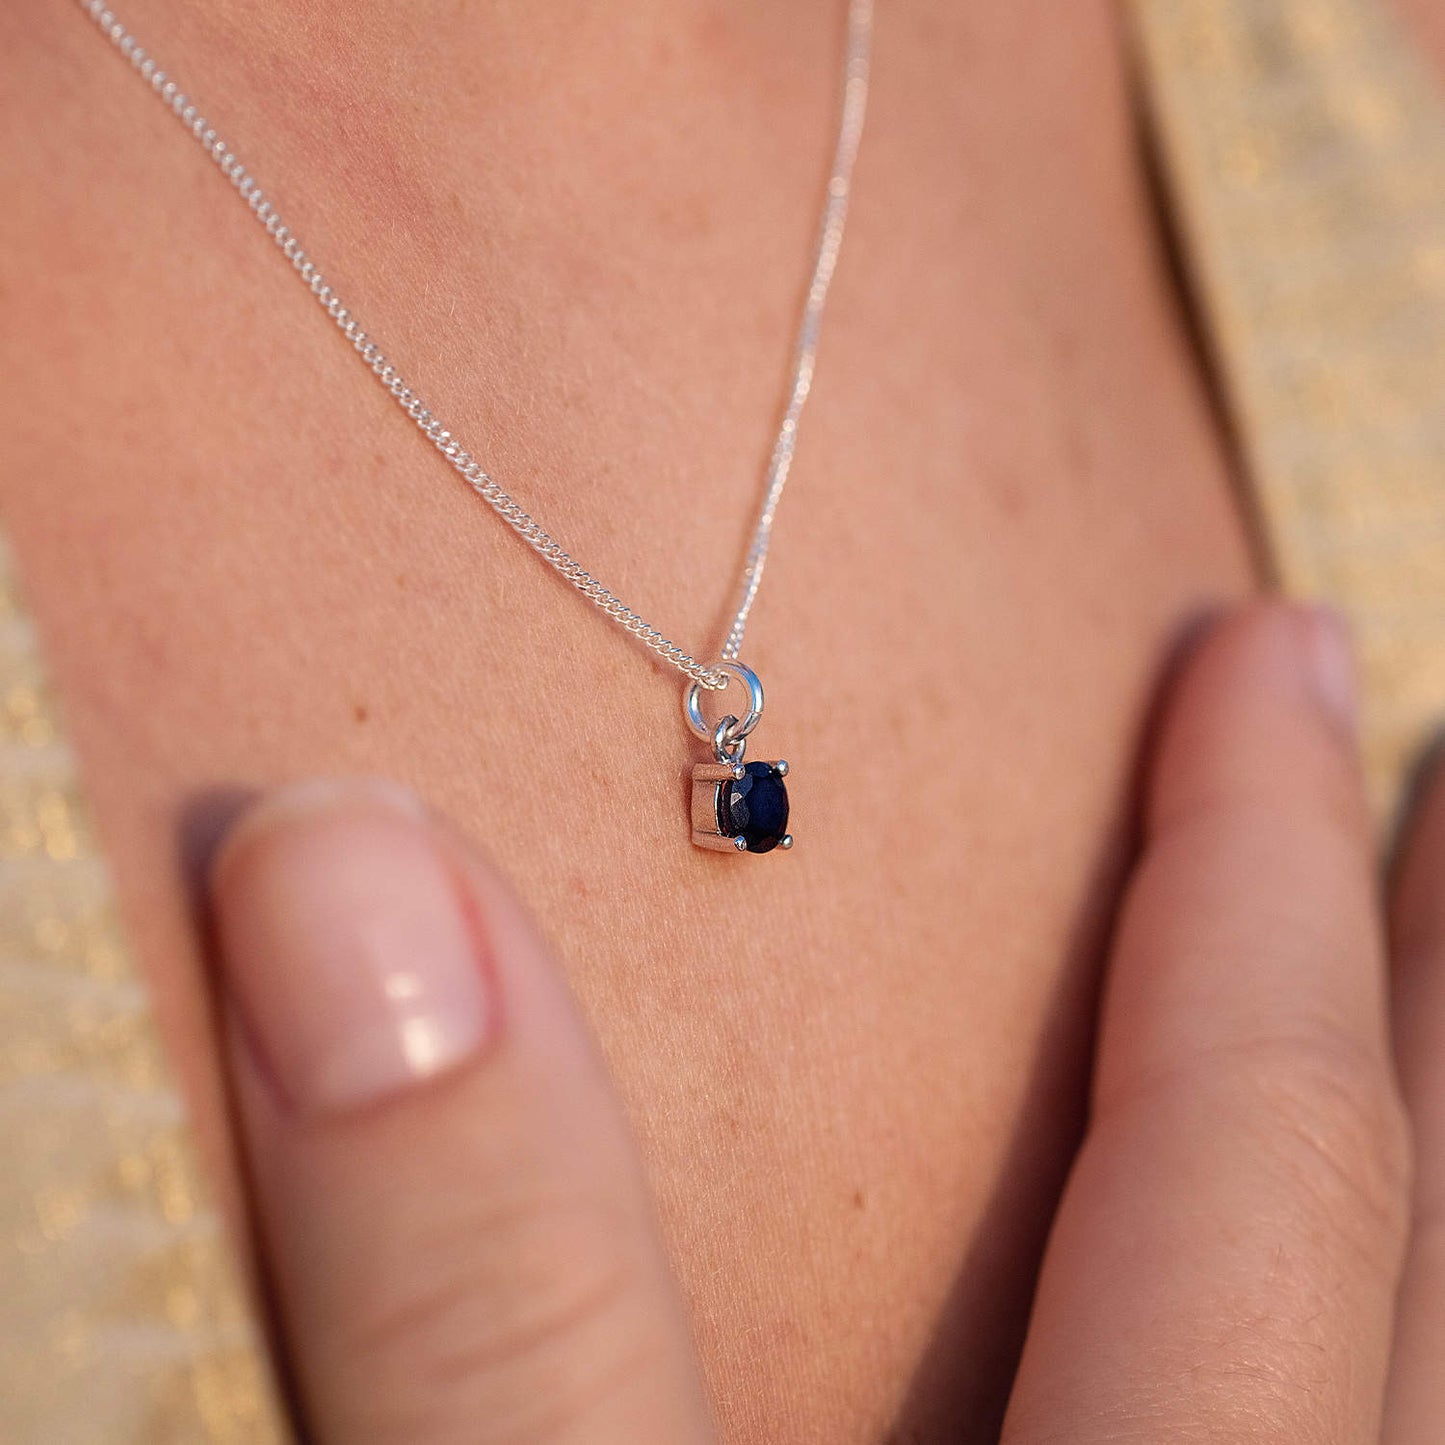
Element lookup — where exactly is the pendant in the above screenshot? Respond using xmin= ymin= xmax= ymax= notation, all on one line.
xmin=692 ymin=758 xmax=792 ymax=854
xmin=684 ymin=661 xmax=793 ymax=855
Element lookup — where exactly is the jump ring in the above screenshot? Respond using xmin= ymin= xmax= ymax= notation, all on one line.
xmin=684 ymin=660 xmax=765 ymax=743
xmin=712 ymin=716 xmax=747 ymax=767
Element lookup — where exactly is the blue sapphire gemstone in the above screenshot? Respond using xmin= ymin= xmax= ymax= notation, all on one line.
xmin=718 ymin=762 xmax=790 ymax=854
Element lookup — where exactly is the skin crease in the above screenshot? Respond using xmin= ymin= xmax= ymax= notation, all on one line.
xmin=0 ymin=1 xmax=1253 ymax=1439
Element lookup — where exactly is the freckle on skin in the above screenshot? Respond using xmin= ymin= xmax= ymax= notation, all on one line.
xmin=851 ymin=1190 xmax=866 ymax=1211
xmin=353 ymin=703 xmax=368 ymax=723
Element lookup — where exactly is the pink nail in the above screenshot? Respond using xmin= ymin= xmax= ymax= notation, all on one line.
xmin=1300 ymin=604 xmax=1360 ymax=739
xmin=211 ymin=781 xmax=492 ymax=1115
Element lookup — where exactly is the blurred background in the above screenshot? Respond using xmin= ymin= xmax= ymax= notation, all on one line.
xmin=1133 ymin=0 xmax=1445 ymax=822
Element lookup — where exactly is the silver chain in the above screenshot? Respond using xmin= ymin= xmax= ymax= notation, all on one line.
xmin=76 ymin=0 xmax=873 ymax=694
xmin=718 ymin=0 xmax=872 ymax=666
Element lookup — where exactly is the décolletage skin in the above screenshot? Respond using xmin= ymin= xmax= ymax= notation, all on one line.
xmin=1 ymin=1 xmax=1252 ymax=1437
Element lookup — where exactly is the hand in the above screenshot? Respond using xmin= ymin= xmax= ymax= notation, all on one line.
xmin=207 ymin=603 xmax=1441 ymax=1442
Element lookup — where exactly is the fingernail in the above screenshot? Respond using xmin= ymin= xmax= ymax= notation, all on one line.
xmin=210 ymin=780 xmax=492 ymax=1115
xmin=1299 ymin=604 xmax=1359 ymax=738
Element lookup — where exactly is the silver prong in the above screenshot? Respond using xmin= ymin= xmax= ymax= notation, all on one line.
xmin=775 ymin=759 xmax=789 ymax=777
xmin=734 ymin=835 xmax=749 ymax=851
xmin=780 ymin=834 xmax=794 ymax=850
xmin=732 ymin=765 xmax=746 ymax=780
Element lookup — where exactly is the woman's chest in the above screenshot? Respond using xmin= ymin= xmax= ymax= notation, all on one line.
xmin=0 ymin=0 xmax=1252 ymax=1434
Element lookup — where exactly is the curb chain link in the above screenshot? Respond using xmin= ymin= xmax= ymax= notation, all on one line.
xmin=76 ymin=0 xmax=872 ymax=695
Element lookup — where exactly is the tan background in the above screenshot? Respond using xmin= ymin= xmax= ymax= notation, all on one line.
xmin=1133 ymin=0 xmax=1445 ymax=821
xmin=0 ymin=539 xmax=287 ymax=1441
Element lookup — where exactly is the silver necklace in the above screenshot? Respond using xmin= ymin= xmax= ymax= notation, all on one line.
xmin=77 ymin=0 xmax=873 ymax=855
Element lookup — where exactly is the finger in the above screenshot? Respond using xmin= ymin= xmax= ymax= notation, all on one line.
xmin=1002 ymin=603 xmax=1411 ymax=1443
xmin=1383 ymin=752 xmax=1445 ymax=1442
xmin=208 ymin=780 xmax=713 ymax=1445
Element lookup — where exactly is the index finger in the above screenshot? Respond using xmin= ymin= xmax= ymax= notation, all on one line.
xmin=1002 ymin=604 xmax=1410 ymax=1443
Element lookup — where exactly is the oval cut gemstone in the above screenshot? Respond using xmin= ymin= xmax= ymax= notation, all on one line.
xmin=718 ymin=762 xmax=790 ymax=853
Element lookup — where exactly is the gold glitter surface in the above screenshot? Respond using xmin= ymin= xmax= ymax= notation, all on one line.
xmin=0 ymin=540 xmax=287 ymax=1442
xmin=1130 ymin=0 xmax=1445 ymax=820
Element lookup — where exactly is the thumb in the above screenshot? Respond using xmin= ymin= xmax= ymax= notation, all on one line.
xmin=208 ymin=779 xmax=713 ymax=1445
